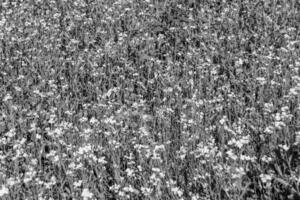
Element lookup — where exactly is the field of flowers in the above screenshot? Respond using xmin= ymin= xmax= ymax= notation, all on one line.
xmin=0 ymin=0 xmax=300 ymax=199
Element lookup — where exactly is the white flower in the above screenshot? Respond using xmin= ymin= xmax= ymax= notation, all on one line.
xmin=81 ymin=188 xmax=93 ymax=199
xmin=295 ymin=131 xmax=300 ymax=145
xmin=261 ymin=155 xmax=272 ymax=163
xmin=141 ymin=186 xmax=152 ymax=196
xmin=219 ymin=116 xmax=227 ymax=125
xmin=232 ymin=167 xmax=245 ymax=179
xmin=98 ymin=156 xmax=107 ymax=164
xmin=7 ymin=177 xmax=18 ymax=186
xmin=139 ymin=126 xmax=149 ymax=136
xmin=89 ymin=117 xmax=99 ymax=124
xmin=125 ymin=168 xmax=135 ymax=177
xmin=78 ymin=144 xmax=92 ymax=155
xmin=260 ymin=174 xmax=273 ymax=183
xmin=236 ymin=141 xmax=244 ymax=149
xmin=123 ymin=185 xmax=139 ymax=194
xmin=191 ymin=194 xmax=201 ymax=200
xmin=264 ymin=126 xmax=274 ymax=134
xmin=226 ymin=149 xmax=237 ymax=161
xmin=239 ymin=135 xmax=250 ymax=147
xmin=278 ymin=144 xmax=289 ymax=151
xmin=5 ymin=128 xmax=16 ymax=138
xmin=171 ymin=187 xmax=183 ymax=197
xmin=154 ymin=144 xmax=165 ymax=152
xmin=274 ymin=113 xmax=281 ymax=121
xmin=3 ymin=94 xmax=12 ymax=102
xmin=73 ymin=180 xmax=82 ymax=188
xmin=240 ymin=155 xmax=251 ymax=161
xmin=0 ymin=185 xmax=9 ymax=197
xmin=256 ymin=77 xmax=266 ymax=85
xmin=0 ymin=18 xmax=6 ymax=27
xmin=228 ymin=138 xmax=236 ymax=146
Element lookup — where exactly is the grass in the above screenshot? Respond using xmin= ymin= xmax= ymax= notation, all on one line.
xmin=0 ymin=0 xmax=299 ymax=199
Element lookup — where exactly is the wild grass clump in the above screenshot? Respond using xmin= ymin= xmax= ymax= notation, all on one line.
xmin=0 ymin=0 xmax=299 ymax=199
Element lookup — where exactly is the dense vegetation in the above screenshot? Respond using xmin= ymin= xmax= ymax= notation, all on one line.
xmin=0 ymin=0 xmax=300 ymax=199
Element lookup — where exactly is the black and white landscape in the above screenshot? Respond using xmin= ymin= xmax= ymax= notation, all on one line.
xmin=0 ymin=1 xmax=299 ymax=200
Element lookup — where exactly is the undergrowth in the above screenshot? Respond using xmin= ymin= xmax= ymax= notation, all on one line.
xmin=0 ymin=0 xmax=299 ymax=200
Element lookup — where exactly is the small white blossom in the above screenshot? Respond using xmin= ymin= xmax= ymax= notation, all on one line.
xmin=256 ymin=77 xmax=266 ymax=85
xmin=295 ymin=131 xmax=300 ymax=145
xmin=264 ymin=126 xmax=274 ymax=134
xmin=125 ymin=168 xmax=135 ymax=177
xmin=0 ymin=185 xmax=9 ymax=197
xmin=82 ymin=188 xmax=93 ymax=199
xmin=261 ymin=155 xmax=273 ymax=163
xmin=3 ymin=94 xmax=12 ymax=102
xmin=260 ymin=174 xmax=273 ymax=183
xmin=278 ymin=144 xmax=289 ymax=151
xmin=73 ymin=180 xmax=82 ymax=188
xmin=226 ymin=149 xmax=237 ymax=161
xmin=141 ymin=186 xmax=152 ymax=196
xmin=171 ymin=187 xmax=183 ymax=197
xmin=89 ymin=117 xmax=99 ymax=124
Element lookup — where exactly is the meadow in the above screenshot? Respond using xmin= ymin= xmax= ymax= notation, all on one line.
xmin=0 ymin=0 xmax=299 ymax=199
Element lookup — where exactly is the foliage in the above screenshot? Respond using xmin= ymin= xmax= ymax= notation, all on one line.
xmin=0 ymin=0 xmax=299 ymax=199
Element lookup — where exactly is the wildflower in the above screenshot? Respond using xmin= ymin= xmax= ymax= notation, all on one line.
xmin=89 ymin=117 xmax=99 ymax=124
xmin=118 ymin=190 xmax=126 ymax=197
xmin=125 ymin=168 xmax=135 ymax=177
xmin=0 ymin=185 xmax=9 ymax=197
xmin=256 ymin=77 xmax=267 ymax=85
xmin=3 ymin=94 xmax=12 ymax=102
xmin=240 ymin=154 xmax=252 ymax=161
xmin=24 ymin=169 xmax=37 ymax=183
xmin=98 ymin=156 xmax=107 ymax=164
xmin=171 ymin=186 xmax=183 ymax=197
xmin=232 ymin=167 xmax=246 ymax=179
xmin=142 ymin=114 xmax=153 ymax=122
xmin=191 ymin=194 xmax=201 ymax=200
xmin=0 ymin=18 xmax=6 ymax=26
xmin=154 ymin=144 xmax=165 ymax=152
xmin=264 ymin=102 xmax=274 ymax=113
xmin=228 ymin=136 xmax=249 ymax=149
xmin=236 ymin=58 xmax=243 ymax=66
xmin=274 ymin=113 xmax=281 ymax=121
xmin=274 ymin=121 xmax=285 ymax=129
xmin=73 ymin=180 xmax=82 ymax=188
xmin=264 ymin=126 xmax=274 ymax=134
xmin=141 ymin=186 xmax=152 ymax=196
xmin=48 ymin=114 xmax=56 ymax=124
xmin=79 ymin=117 xmax=88 ymax=123
xmin=123 ymin=185 xmax=139 ymax=194
xmin=140 ymin=126 xmax=150 ymax=136
xmin=289 ymin=86 xmax=300 ymax=96
xmin=240 ymin=135 xmax=250 ymax=145
xmin=228 ymin=138 xmax=237 ymax=146
xmin=260 ymin=173 xmax=273 ymax=184
xmin=219 ymin=116 xmax=227 ymax=125
xmin=278 ymin=144 xmax=289 ymax=151
xmin=295 ymin=131 xmax=300 ymax=145
xmin=5 ymin=128 xmax=16 ymax=138
xmin=7 ymin=177 xmax=18 ymax=186
xmin=82 ymin=188 xmax=93 ymax=200
xmin=14 ymin=86 xmax=22 ymax=92
xmin=110 ymin=183 xmax=120 ymax=192
xmin=78 ymin=144 xmax=92 ymax=155
xmin=226 ymin=149 xmax=237 ymax=161
xmin=261 ymin=155 xmax=272 ymax=163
